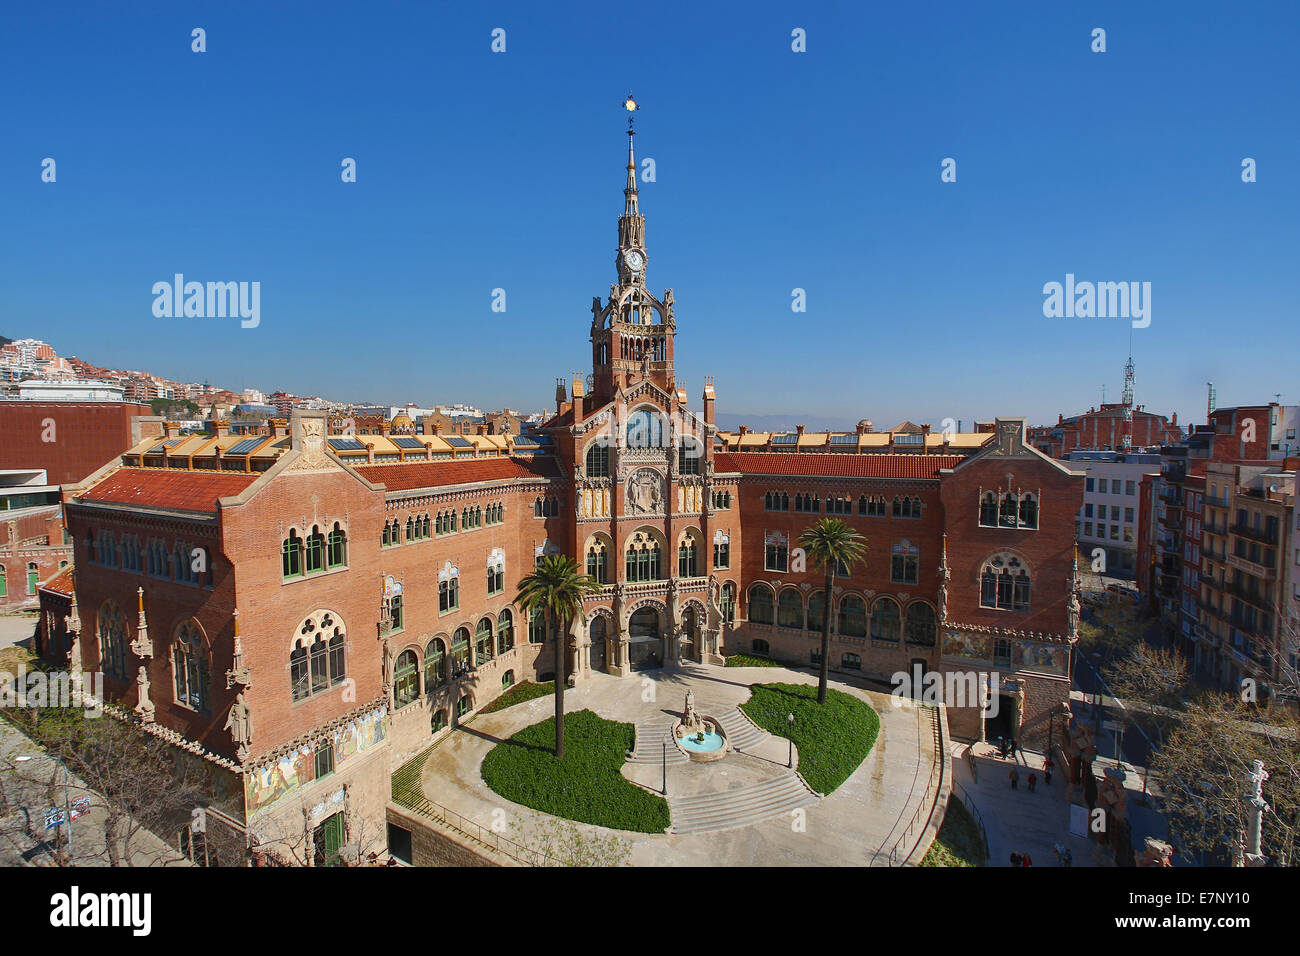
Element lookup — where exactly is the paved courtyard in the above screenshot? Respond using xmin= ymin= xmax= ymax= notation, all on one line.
xmin=418 ymin=661 xmax=941 ymax=866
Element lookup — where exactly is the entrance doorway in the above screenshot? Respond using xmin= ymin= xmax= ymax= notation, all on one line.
xmin=628 ymin=607 xmax=662 ymax=671
xmin=681 ymin=606 xmax=698 ymax=662
xmin=589 ymin=616 xmax=608 ymax=672
xmin=985 ymin=694 xmax=1015 ymax=743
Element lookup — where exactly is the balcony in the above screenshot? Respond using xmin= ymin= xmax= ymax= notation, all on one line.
xmin=1204 ymin=494 xmax=1230 ymax=509
xmin=1232 ymin=522 xmax=1279 ymax=546
xmin=1226 ymin=552 xmax=1278 ymax=580
xmin=1223 ymin=580 xmax=1274 ymax=611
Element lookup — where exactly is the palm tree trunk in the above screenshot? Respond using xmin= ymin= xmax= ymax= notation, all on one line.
xmin=552 ymin=610 xmax=565 ymax=759
xmin=818 ymin=568 xmax=833 ymax=704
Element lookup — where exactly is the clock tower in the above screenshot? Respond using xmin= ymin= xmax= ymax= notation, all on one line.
xmin=590 ymin=97 xmax=676 ymax=404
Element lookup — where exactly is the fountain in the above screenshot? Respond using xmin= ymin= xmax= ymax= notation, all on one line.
xmin=673 ymin=689 xmax=728 ymax=762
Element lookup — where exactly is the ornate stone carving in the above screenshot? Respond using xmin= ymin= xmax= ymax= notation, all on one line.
xmin=626 ymin=468 xmax=664 ymax=515
xmin=134 ymin=666 xmax=155 ymax=723
xmin=224 ymin=691 xmax=253 ymax=763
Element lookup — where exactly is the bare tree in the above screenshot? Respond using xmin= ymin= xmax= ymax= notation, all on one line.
xmin=1151 ymin=695 xmax=1299 ymax=866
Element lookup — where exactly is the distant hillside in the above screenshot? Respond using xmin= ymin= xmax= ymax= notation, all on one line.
xmin=0 ymin=334 xmax=11 ymax=348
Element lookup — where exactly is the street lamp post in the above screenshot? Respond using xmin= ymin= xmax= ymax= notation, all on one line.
xmin=787 ymin=713 xmax=795 ymax=769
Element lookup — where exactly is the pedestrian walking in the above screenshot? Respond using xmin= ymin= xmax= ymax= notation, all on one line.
xmin=1028 ymin=772 xmax=1037 ymax=792
xmin=998 ymin=736 xmax=1008 ymax=759
xmin=1010 ymin=851 xmax=1022 ymax=867
xmin=1061 ymin=848 xmax=1072 ymax=868
xmin=1009 ymin=767 xmax=1020 ymax=790
xmin=1043 ymin=756 xmax=1054 ymax=785
xmin=1021 ymin=853 xmax=1033 ymax=868
xmin=1011 ymin=737 xmax=1020 ymax=759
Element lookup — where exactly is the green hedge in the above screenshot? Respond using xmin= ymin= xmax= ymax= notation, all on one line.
xmin=723 ymin=653 xmax=783 ymax=668
xmin=480 ymin=709 xmax=670 ymax=833
xmin=479 ymin=680 xmax=554 ymax=714
xmin=740 ymin=682 xmax=879 ymax=795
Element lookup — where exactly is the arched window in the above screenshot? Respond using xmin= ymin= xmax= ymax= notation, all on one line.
xmin=748 ymin=585 xmax=774 ymax=625
xmin=626 ymin=408 xmax=665 ymax=449
xmin=777 ymin=588 xmax=803 ymax=629
xmin=625 ymin=531 xmax=662 ymax=582
xmin=980 ymin=553 xmax=1031 ymax=611
xmin=587 ymin=538 xmax=609 ymax=583
xmin=487 ymin=550 xmax=505 ymax=595
xmin=502 ymin=669 xmax=516 ymax=689
xmin=713 ymin=530 xmax=730 ymax=569
xmin=678 ymin=533 xmax=699 ymax=577
xmin=451 ymin=628 xmax=471 ymax=674
xmin=475 ymin=618 xmax=494 ymax=664
xmin=678 ymin=439 xmax=702 ymax=475
xmin=457 ymin=695 xmax=472 ymax=718
xmin=905 ymin=603 xmax=937 ymax=646
xmin=891 ymin=540 xmax=920 ymax=584
xmin=394 ymin=650 xmax=419 ymax=708
xmin=172 ymin=621 xmax=210 ymax=713
xmin=528 ymin=608 xmax=546 ymax=644
xmin=1018 ymin=493 xmax=1039 ymax=529
xmin=999 ymin=492 xmax=1018 ymax=527
xmin=720 ymin=582 xmax=736 ymax=623
xmin=431 ymin=709 xmax=448 ymax=733
xmin=807 ymin=590 xmax=827 ymax=632
xmin=27 ymin=562 xmax=40 ymax=595
xmin=305 ymin=525 xmax=326 ymax=574
xmin=765 ymin=531 xmax=789 ymax=572
xmin=282 ymin=530 xmax=303 ymax=578
xmin=497 ymin=609 xmax=515 ymax=654
xmin=327 ymin=522 xmax=347 ymax=568
xmin=424 ymin=638 xmax=446 ymax=692
xmin=870 ymin=598 xmax=901 ymax=642
xmin=97 ymin=601 xmax=128 ymax=681
xmin=979 ymin=492 xmax=999 ymax=527
xmin=751 ymin=638 xmax=770 ymax=657
xmin=290 ymin=611 xmax=346 ymax=701
xmin=534 ymin=496 xmax=543 ymax=518
xmin=439 ymin=565 xmax=460 ymax=613
xmin=585 ymin=442 xmax=610 ymax=477
xmin=0 ymin=566 xmax=6 ymax=598
xmin=838 ymin=595 xmax=867 ymax=637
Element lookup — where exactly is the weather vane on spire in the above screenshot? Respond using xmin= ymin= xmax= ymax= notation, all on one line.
xmin=623 ymin=91 xmax=639 ymax=131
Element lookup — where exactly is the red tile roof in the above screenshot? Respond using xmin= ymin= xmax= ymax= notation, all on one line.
xmin=81 ymin=468 xmax=260 ymax=513
xmin=713 ymin=452 xmax=965 ymax=479
xmin=355 ymin=456 xmax=561 ymax=492
xmin=39 ymin=565 xmax=74 ymax=596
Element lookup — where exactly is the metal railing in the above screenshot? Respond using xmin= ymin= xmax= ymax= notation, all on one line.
xmin=951 ymin=779 xmax=991 ymax=863
xmin=881 ymin=703 xmax=944 ymax=866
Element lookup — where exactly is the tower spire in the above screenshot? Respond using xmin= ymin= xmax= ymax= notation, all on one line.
xmin=617 ymin=93 xmax=646 ymax=278
xmin=624 ymin=93 xmax=639 ymax=217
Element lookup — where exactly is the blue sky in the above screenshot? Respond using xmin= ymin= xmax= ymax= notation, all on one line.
xmin=2 ymin=1 xmax=1297 ymax=429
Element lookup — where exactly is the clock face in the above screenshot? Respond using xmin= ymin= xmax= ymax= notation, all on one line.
xmin=623 ymin=250 xmax=644 ymax=272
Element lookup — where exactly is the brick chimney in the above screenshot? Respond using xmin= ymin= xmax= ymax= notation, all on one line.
xmin=702 ymin=378 xmax=716 ymax=427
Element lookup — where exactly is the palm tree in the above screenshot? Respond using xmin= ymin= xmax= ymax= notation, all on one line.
xmin=513 ymin=554 xmax=602 ymax=758
xmin=798 ymin=518 xmax=868 ymax=704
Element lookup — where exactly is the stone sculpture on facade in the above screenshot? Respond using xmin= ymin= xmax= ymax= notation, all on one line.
xmin=225 ymin=691 xmax=253 ymax=763
xmin=134 ymin=666 xmax=155 ymax=723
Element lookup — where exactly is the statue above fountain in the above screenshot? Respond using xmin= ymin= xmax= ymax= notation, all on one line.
xmin=673 ymin=689 xmax=728 ymax=761
xmin=680 ymin=689 xmax=705 ymax=736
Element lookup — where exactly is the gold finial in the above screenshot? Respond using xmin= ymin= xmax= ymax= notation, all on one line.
xmin=233 ymin=608 xmax=240 ymax=637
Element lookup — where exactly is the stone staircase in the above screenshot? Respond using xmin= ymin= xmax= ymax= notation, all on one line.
xmin=715 ymin=708 xmax=769 ymax=752
xmin=668 ymin=774 xmax=819 ymax=835
xmin=628 ymin=719 xmax=688 ymax=765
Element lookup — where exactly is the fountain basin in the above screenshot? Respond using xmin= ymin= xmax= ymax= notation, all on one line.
xmin=672 ymin=718 xmax=729 ymax=762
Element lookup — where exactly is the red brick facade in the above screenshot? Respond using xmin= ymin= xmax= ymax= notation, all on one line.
xmin=0 ymin=400 xmax=155 ymax=485
xmin=39 ymin=126 xmax=1086 ymax=861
